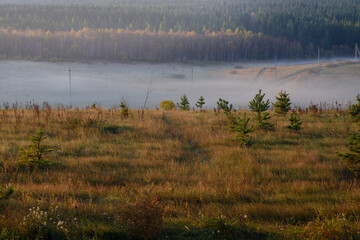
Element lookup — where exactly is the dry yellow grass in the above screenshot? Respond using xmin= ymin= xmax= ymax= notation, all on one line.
xmin=0 ymin=105 xmax=359 ymax=239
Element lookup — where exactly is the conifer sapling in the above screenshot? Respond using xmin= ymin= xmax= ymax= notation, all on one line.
xmin=273 ymin=90 xmax=291 ymax=115
xmin=337 ymin=124 xmax=360 ymax=177
xmin=18 ymin=127 xmax=54 ymax=169
xmin=177 ymin=94 xmax=190 ymax=110
xmin=287 ymin=112 xmax=302 ymax=131
xmin=217 ymin=98 xmax=233 ymax=116
xmin=230 ymin=113 xmax=253 ymax=145
xmin=249 ymin=89 xmax=274 ymax=130
xmin=195 ymin=96 xmax=205 ymax=110
xmin=349 ymin=94 xmax=360 ymax=122
xmin=120 ymin=100 xmax=129 ymax=118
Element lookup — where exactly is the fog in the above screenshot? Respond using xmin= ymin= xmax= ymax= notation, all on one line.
xmin=0 ymin=60 xmax=358 ymax=109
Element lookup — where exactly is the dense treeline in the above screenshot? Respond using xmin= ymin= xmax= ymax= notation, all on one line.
xmin=0 ymin=28 xmax=307 ymax=62
xmin=0 ymin=0 xmax=360 ymax=54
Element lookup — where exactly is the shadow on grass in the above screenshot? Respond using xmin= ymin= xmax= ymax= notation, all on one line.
xmin=99 ymin=124 xmax=134 ymax=134
xmin=161 ymin=219 xmax=277 ymax=240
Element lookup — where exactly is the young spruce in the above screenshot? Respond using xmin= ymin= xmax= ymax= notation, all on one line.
xmin=249 ymin=89 xmax=274 ymax=130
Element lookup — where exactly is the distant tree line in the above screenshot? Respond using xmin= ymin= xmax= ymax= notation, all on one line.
xmin=0 ymin=0 xmax=359 ymax=56
xmin=0 ymin=28 xmax=310 ymax=62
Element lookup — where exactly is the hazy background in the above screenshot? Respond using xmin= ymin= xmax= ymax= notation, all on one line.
xmin=0 ymin=59 xmax=358 ymax=109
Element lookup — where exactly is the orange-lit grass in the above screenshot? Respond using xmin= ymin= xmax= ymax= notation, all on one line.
xmin=0 ymin=106 xmax=359 ymax=238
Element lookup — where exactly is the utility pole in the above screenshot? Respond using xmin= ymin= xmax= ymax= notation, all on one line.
xmin=356 ymin=43 xmax=358 ymax=60
xmin=318 ymin=45 xmax=320 ymax=62
xmin=69 ymin=67 xmax=72 ymax=107
xmin=191 ymin=59 xmax=194 ymax=85
xmin=274 ymin=54 xmax=277 ymax=75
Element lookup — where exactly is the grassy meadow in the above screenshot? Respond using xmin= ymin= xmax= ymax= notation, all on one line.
xmin=0 ymin=103 xmax=359 ymax=239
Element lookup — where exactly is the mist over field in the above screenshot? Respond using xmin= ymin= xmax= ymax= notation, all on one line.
xmin=0 ymin=59 xmax=358 ymax=108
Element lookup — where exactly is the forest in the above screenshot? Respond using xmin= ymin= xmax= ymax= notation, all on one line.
xmin=0 ymin=0 xmax=358 ymax=62
xmin=0 ymin=28 xmax=306 ymax=62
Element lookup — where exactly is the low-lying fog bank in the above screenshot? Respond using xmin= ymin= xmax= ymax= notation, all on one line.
xmin=0 ymin=59 xmax=358 ymax=109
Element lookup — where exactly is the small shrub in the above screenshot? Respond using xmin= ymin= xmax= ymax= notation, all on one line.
xmin=159 ymin=100 xmax=175 ymax=111
xmin=287 ymin=113 xmax=302 ymax=131
xmin=18 ymin=127 xmax=54 ymax=169
xmin=177 ymin=94 xmax=190 ymax=111
xmin=309 ymin=104 xmax=318 ymax=114
xmin=91 ymin=103 xmax=97 ymax=109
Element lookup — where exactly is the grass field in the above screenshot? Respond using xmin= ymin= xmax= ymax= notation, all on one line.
xmin=0 ymin=103 xmax=359 ymax=239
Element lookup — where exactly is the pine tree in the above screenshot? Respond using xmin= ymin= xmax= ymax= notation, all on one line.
xmin=273 ymin=90 xmax=291 ymax=115
xmin=120 ymin=100 xmax=129 ymax=118
xmin=18 ymin=127 xmax=54 ymax=169
xmin=217 ymin=98 xmax=233 ymax=116
xmin=259 ymin=112 xmax=274 ymax=130
xmin=230 ymin=113 xmax=253 ymax=145
xmin=287 ymin=113 xmax=302 ymax=131
xmin=195 ymin=96 xmax=205 ymax=110
xmin=177 ymin=94 xmax=190 ymax=110
xmin=349 ymin=94 xmax=360 ymax=122
xmin=249 ymin=89 xmax=273 ymax=129
xmin=337 ymin=124 xmax=360 ymax=177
